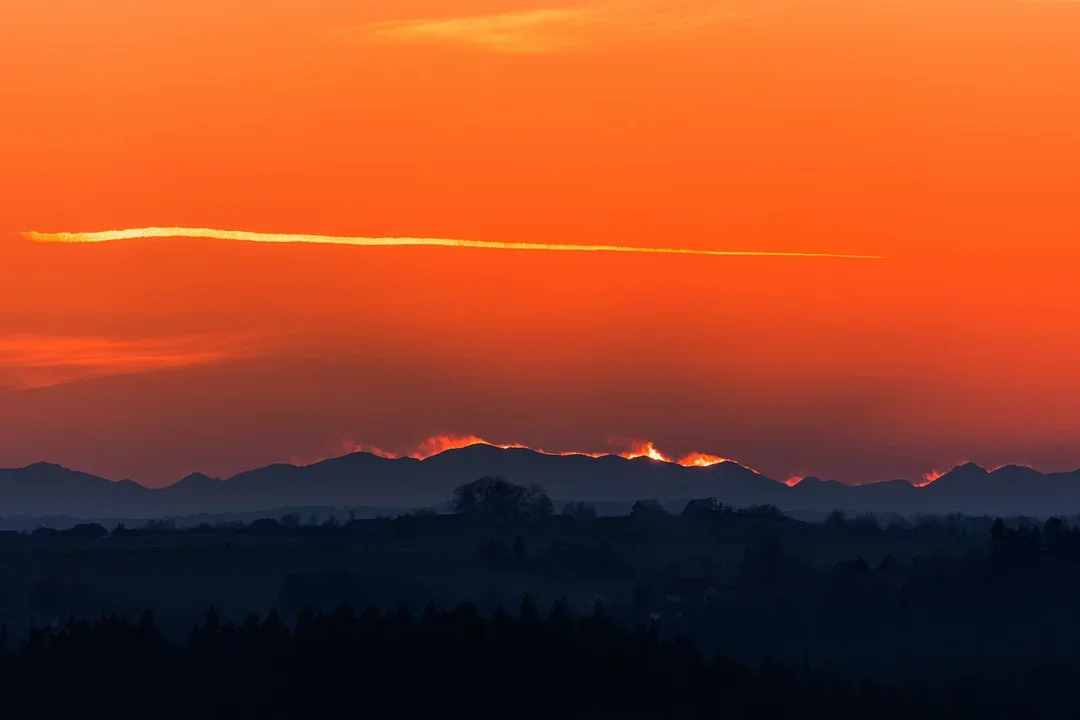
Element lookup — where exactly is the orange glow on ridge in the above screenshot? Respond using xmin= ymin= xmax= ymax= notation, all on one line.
xmin=411 ymin=434 xmax=528 ymax=458
xmin=343 ymin=442 xmax=396 ymax=460
xmin=678 ymin=452 xmax=733 ymax=468
xmin=623 ymin=440 xmax=670 ymax=462
xmin=918 ymin=470 xmax=945 ymax=488
xmin=351 ymin=434 xmax=742 ymax=469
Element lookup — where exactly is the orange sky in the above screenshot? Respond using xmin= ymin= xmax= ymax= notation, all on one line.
xmin=1 ymin=0 xmax=1078 ymax=487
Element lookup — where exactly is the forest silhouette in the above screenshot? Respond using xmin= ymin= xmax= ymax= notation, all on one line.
xmin=3 ymin=588 xmax=1080 ymax=719
xmin=4 ymin=477 xmax=1080 ymax=716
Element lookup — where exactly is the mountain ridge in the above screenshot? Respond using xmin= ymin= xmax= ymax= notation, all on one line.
xmin=2 ymin=447 xmax=1079 ymax=518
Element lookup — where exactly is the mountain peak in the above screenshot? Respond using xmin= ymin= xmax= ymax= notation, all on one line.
xmin=934 ymin=463 xmax=990 ymax=485
xmin=162 ymin=472 xmax=222 ymax=491
xmin=24 ymin=461 xmax=69 ymax=471
xmin=180 ymin=472 xmax=220 ymax=484
xmin=794 ymin=476 xmax=825 ymax=486
xmin=427 ymin=443 xmax=535 ymax=461
xmin=990 ymin=463 xmax=1037 ymax=474
xmin=989 ymin=464 xmax=1044 ymax=482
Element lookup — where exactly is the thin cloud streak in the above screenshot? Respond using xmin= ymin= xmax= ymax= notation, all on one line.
xmin=0 ymin=333 xmax=258 ymax=391
xmin=360 ymin=8 xmax=593 ymax=53
xmin=350 ymin=1 xmax=734 ymax=53
xmin=22 ymin=228 xmax=885 ymax=260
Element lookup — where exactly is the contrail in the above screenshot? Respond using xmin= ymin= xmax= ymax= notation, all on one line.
xmin=21 ymin=227 xmax=885 ymax=260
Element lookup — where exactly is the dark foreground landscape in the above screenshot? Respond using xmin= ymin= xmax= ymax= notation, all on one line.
xmin=6 ymin=597 xmax=1079 ymax=719
xmin=5 ymin=472 xmax=1080 ymax=717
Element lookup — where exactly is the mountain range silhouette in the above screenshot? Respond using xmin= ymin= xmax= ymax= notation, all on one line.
xmin=2 ymin=447 xmax=1079 ymax=518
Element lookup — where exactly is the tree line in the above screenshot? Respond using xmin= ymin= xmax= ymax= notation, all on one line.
xmin=2 ymin=596 xmax=1073 ymax=719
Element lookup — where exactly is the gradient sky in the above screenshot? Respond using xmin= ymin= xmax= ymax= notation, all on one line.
xmin=2 ymin=0 xmax=1078 ymax=487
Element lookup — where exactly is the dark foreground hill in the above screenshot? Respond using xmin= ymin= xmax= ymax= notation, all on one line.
xmin=2 ymin=448 xmax=1080 ymax=518
xmin=8 ymin=598 xmax=1078 ymax=720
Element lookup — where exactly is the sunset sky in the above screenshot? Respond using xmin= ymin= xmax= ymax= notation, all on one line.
xmin=1 ymin=0 xmax=1078 ymax=487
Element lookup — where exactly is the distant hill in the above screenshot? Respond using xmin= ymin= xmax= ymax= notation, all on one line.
xmin=2 ymin=447 xmax=1080 ymax=518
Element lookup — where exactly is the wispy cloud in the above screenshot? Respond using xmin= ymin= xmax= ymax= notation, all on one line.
xmin=350 ymin=1 xmax=733 ymax=54
xmin=0 ymin=333 xmax=258 ymax=390
xmin=361 ymin=8 xmax=592 ymax=53
xmin=21 ymin=227 xmax=884 ymax=260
